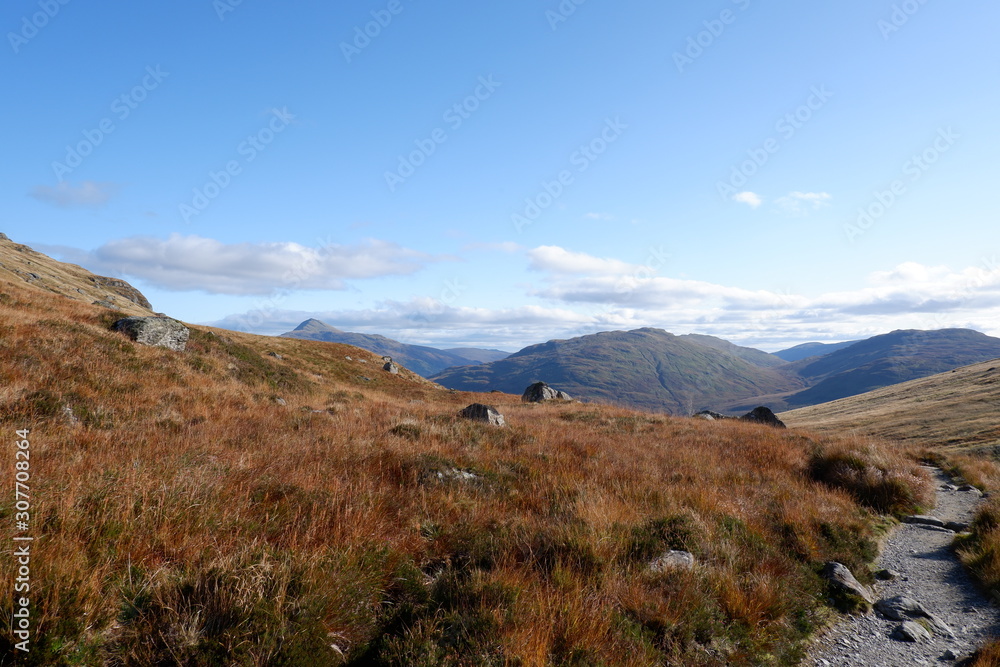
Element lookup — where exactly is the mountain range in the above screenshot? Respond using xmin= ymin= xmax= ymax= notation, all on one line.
xmin=280 ymin=318 xmax=510 ymax=377
xmin=432 ymin=327 xmax=1000 ymax=415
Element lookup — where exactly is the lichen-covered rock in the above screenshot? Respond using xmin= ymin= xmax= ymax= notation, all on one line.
xmin=822 ymin=561 xmax=874 ymax=604
xmin=459 ymin=403 xmax=505 ymax=427
xmin=649 ymin=550 xmax=695 ymax=572
xmin=112 ymin=316 xmax=189 ymax=351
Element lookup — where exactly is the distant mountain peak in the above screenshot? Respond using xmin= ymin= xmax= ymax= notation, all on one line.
xmin=292 ymin=318 xmax=343 ymax=333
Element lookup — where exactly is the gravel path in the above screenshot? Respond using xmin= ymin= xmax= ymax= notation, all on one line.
xmin=805 ymin=467 xmax=1000 ymax=666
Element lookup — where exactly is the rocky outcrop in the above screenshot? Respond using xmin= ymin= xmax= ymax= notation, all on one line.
xmin=382 ymin=357 xmax=400 ymax=374
xmin=459 ymin=403 xmax=506 ymax=427
xmin=112 ymin=317 xmax=190 ymax=352
xmin=521 ymin=381 xmax=571 ymax=403
xmin=90 ymin=276 xmax=152 ymax=309
xmin=875 ymin=596 xmax=954 ymax=637
xmin=739 ymin=406 xmax=786 ymax=428
xmin=692 ymin=410 xmax=728 ymax=420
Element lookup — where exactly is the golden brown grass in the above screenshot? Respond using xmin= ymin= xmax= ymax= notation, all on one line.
xmin=0 ymin=278 xmax=936 ymax=665
xmin=782 ymin=359 xmax=1000 ymax=454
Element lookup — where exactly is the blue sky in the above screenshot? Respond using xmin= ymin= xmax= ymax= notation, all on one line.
xmin=4 ymin=0 xmax=999 ymax=352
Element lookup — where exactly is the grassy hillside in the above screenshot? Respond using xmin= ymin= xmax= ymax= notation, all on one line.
xmin=0 ymin=235 xmax=152 ymax=316
xmin=0 ymin=268 xmax=937 ymax=665
xmin=432 ymin=328 xmax=802 ymax=415
xmin=782 ymin=359 xmax=1000 ymax=454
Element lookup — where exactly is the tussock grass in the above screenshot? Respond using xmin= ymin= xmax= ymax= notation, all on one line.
xmin=0 ymin=280 xmax=934 ymax=665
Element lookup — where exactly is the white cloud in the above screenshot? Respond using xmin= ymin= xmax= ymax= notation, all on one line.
xmin=732 ymin=191 xmax=762 ymax=208
xmin=774 ymin=191 xmax=832 ymax=214
xmin=30 ymin=181 xmax=119 ymax=208
xmin=527 ymin=245 xmax=642 ymax=276
xmin=75 ymin=234 xmax=439 ymax=295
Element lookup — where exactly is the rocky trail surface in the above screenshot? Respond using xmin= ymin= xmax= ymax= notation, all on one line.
xmin=806 ymin=467 xmax=1000 ymax=665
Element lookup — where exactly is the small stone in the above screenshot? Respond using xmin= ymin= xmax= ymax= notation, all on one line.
xmin=267 ymin=352 xmax=283 ymax=360
xmin=274 ymin=397 xmax=287 ymax=406
xmin=892 ymin=620 xmax=930 ymax=642
xmin=945 ymin=521 xmax=969 ymax=532
xmin=940 ymin=649 xmax=958 ymax=661
xmin=874 ymin=568 xmax=899 ymax=581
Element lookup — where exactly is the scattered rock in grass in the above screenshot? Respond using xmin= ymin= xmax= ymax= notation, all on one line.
xmin=92 ymin=299 xmax=121 ymax=310
xmin=267 ymin=352 xmax=283 ymax=360
xmin=874 ymin=568 xmax=899 ymax=581
xmin=692 ymin=410 xmax=727 ymax=420
xmin=383 ymin=357 xmax=399 ymax=374
xmin=649 ymin=550 xmax=695 ymax=572
xmin=273 ymin=397 xmax=287 ymax=406
xmin=112 ymin=316 xmax=190 ymax=351
xmin=739 ymin=406 xmax=786 ymax=428
xmin=891 ymin=620 xmax=930 ymax=642
xmin=875 ymin=596 xmax=954 ymax=637
xmin=959 ymin=484 xmax=984 ymax=497
xmin=459 ymin=403 xmax=505 ymax=427
xmin=944 ymin=521 xmax=969 ymax=532
xmin=521 ymin=381 xmax=571 ymax=403
xmin=435 ymin=468 xmax=480 ymax=483
xmin=822 ymin=561 xmax=875 ymax=604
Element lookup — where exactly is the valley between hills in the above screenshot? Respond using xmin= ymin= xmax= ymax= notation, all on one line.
xmin=3 ymin=235 xmax=1000 ymax=666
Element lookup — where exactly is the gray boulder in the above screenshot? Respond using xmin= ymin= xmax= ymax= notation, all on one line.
xmin=821 ymin=561 xmax=874 ymax=604
xmin=875 ymin=596 xmax=954 ymax=637
xmin=459 ymin=403 xmax=506 ymax=427
xmin=649 ymin=550 xmax=695 ymax=572
xmin=693 ymin=410 xmax=728 ymax=421
xmin=739 ymin=406 xmax=786 ymax=428
xmin=521 ymin=382 xmax=571 ymax=403
xmin=112 ymin=316 xmax=189 ymax=351
xmin=383 ymin=361 xmax=399 ymax=374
